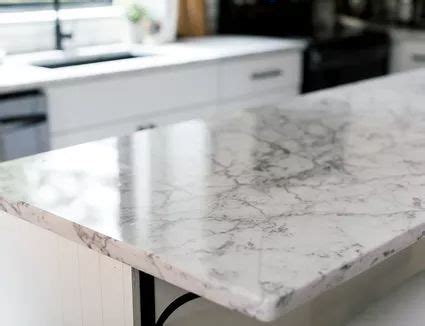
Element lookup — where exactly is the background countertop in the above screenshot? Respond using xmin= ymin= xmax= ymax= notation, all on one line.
xmin=0 ymin=36 xmax=306 ymax=95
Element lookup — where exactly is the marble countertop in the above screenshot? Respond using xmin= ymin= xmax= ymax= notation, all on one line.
xmin=1 ymin=69 xmax=425 ymax=322
xmin=0 ymin=36 xmax=305 ymax=95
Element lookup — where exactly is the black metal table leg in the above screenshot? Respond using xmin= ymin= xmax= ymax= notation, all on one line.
xmin=138 ymin=270 xmax=200 ymax=326
xmin=139 ymin=271 xmax=156 ymax=326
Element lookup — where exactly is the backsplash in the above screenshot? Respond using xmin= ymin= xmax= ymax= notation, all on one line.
xmin=0 ymin=0 xmax=218 ymax=54
xmin=0 ymin=21 xmax=55 ymax=53
xmin=0 ymin=11 xmax=125 ymax=54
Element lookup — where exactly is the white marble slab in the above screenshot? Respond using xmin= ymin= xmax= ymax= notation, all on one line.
xmin=1 ymin=70 xmax=425 ymax=322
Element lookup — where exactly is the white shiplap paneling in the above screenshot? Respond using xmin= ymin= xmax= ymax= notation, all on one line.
xmin=0 ymin=211 xmax=134 ymax=326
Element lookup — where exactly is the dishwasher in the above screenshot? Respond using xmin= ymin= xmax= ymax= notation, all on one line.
xmin=0 ymin=90 xmax=49 ymax=161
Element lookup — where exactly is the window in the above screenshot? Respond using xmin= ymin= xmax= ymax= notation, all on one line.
xmin=0 ymin=0 xmax=112 ymax=11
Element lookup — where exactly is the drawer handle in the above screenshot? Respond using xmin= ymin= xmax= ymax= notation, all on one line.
xmin=251 ymin=69 xmax=283 ymax=81
xmin=136 ymin=123 xmax=156 ymax=131
xmin=412 ymin=54 xmax=425 ymax=63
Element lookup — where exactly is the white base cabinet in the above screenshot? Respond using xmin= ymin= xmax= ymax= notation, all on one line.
xmin=47 ymin=50 xmax=302 ymax=149
xmin=390 ymin=31 xmax=425 ymax=73
xmin=46 ymin=63 xmax=219 ymax=135
xmin=218 ymin=51 xmax=301 ymax=100
xmin=50 ymin=104 xmax=219 ymax=149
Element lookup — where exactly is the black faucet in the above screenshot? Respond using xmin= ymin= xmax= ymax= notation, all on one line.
xmin=53 ymin=0 xmax=73 ymax=50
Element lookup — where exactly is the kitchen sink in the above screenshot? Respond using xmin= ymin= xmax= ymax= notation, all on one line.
xmin=32 ymin=51 xmax=152 ymax=69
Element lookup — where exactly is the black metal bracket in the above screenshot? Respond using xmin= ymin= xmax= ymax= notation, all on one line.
xmin=139 ymin=271 xmax=200 ymax=326
xmin=156 ymin=292 xmax=200 ymax=326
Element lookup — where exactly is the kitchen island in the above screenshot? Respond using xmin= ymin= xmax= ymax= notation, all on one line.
xmin=1 ymin=69 xmax=425 ymax=325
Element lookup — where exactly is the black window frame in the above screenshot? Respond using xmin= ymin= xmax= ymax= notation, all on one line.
xmin=0 ymin=0 xmax=112 ymax=11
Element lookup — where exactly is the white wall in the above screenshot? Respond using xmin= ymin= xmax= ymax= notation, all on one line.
xmin=0 ymin=0 xmax=219 ymax=54
xmin=0 ymin=8 xmax=125 ymax=54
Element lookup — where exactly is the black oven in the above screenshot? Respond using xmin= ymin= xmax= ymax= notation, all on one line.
xmin=218 ymin=0 xmax=314 ymax=37
xmin=302 ymin=31 xmax=390 ymax=93
xmin=218 ymin=0 xmax=390 ymax=93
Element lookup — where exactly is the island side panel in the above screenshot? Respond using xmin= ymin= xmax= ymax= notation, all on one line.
xmin=0 ymin=211 xmax=63 ymax=325
xmin=3 ymin=203 xmax=425 ymax=326
xmin=0 ymin=211 xmax=135 ymax=326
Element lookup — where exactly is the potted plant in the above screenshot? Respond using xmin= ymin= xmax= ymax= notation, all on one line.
xmin=124 ymin=0 xmax=178 ymax=44
xmin=126 ymin=3 xmax=147 ymax=44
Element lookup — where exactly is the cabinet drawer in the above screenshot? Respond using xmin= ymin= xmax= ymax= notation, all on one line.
xmin=51 ymin=120 xmax=138 ymax=149
xmin=392 ymin=40 xmax=425 ymax=72
xmin=51 ymin=117 xmax=161 ymax=149
xmin=218 ymin=51 xmax=301 ymax=100
xmin=46 ymin=63 xmax=218 ymax=133
xmin=218 ymin=87 xmax=299 ymax=112
xmin=405 ymin=42 xmax=425 ymax=68
xmin=50 ymin=104 xmax=218 ymax=149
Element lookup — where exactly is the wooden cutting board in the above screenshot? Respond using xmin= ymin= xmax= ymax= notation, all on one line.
xmin=178 ymin=0 xmax=208 ymax=37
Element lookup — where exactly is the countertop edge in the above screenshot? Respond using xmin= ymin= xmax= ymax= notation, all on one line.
xmin=1 ymin=194 xmax=424 ymax=322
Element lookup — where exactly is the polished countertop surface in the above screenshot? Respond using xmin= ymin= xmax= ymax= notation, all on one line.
xmin=1 ymin=70 xmax=425 ymax=321
xmin=0 ymin=36 xmax=305 ymax=95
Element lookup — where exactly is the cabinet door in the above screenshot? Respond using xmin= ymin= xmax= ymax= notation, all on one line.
xmin=50 ymin=104 xmax=217 ymax=149
xmin=217 ymin=88 xmax=299 ymax=113
xmin=51 ymin=120 xmax=140 ymax=149
xmin=46 ymin=63 xmax=218 ymax=134
xmin=391 ymin=39 xmax=425 ymax=73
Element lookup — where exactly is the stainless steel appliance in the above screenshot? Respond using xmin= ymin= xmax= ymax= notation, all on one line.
xmin=0 ymin=91 xmax=49 ymax=161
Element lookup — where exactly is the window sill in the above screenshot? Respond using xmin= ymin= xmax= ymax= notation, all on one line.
xmin=0 ymin=5 xmax=123 ymax=25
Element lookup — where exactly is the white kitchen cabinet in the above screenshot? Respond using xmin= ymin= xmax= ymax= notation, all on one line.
xmin=46 ymin=62 xmax=219 ymax=134
xmin=390 ymin=36 xmax=425 ymax=73
xmin=47 ymin=49 xmax=302 ymax=149
xmin=218 ymin=51 xmax=301 ymax=101
xmin=217 ymin=88 xmax=299 ymax=112
xmin=51 ymin=119 xmax=149 ymax=149
xmin=51 ymin=104 xmax=218 ymax=149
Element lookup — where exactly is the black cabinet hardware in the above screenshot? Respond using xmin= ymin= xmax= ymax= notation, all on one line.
xmin=251 ymin=69 xmax=283 ymax=80
xmin=136 ymin=124 xmax=156 ymax=131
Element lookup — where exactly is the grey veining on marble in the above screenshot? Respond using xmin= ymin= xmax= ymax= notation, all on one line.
xmin=1 ymin=70 xmax=425 ymax=321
